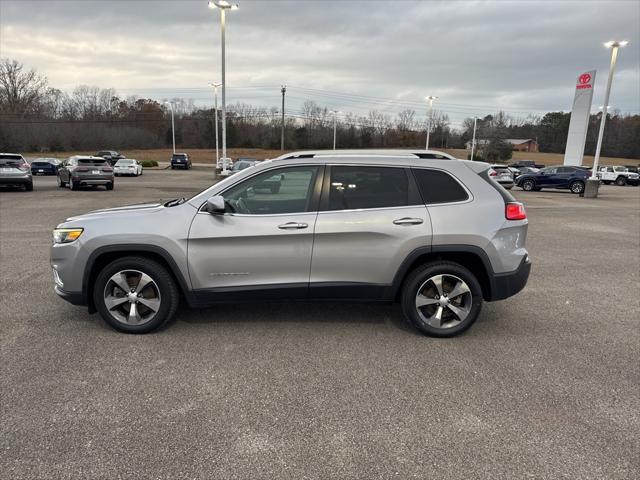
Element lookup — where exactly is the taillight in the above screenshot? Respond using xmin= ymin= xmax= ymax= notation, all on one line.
xmin=102 ymin=167 xmax=113 ymax=172
xmin=75 ymin=167 xmax=89 ymax=172
xmin=506 ymin=202 xmax=527 ymax=221
xmin=18 ymin=163 xmax=30 ymax=171
xmin=489 ymin=169 xmax=498 ymax=177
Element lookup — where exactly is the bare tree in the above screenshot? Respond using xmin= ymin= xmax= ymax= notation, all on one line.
xmin=0 ymin=59 xmax=49 ymax=116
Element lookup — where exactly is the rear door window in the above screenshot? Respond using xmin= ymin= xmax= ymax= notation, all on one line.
xmin=327 ymin=166 xmax=409 ymax=210
xmin=411 ymin=169 xmax=469 ymax=204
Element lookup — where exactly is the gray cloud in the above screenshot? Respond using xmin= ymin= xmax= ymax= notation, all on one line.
xmin=1 ymin=0 xmax=638 ymax=129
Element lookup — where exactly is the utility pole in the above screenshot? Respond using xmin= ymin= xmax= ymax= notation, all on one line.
xmin=209 ymin=82 xmax=222 ymax=169
xmin=470 ymin=117 xmax=478 ymax=161
xmin=281 ymin=85 xmax=286 ymax=151
xmin=425 ymin=95 xmax=438 ymax=150
xmin=331 ymin=110 xmax=340 ymax=149
xmin=164 ymin=101 xmax=176 ymax=154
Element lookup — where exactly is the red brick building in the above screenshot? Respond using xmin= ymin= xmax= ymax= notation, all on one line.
xmin=507 ymin=139 xmax=539 ymax=152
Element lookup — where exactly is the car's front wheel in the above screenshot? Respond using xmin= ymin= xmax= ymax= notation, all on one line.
xmin=521 ymin=179 xmax=535 ymax=191
xmin=615 ymin=176 xmax=626 ymax=186
xmin=401 ymin=261 xmax=483 ymax=337
xmin=93 ymin=256 xmax=179 ymax=333
xmin=570 ymin=180 xmax=585 ymax=194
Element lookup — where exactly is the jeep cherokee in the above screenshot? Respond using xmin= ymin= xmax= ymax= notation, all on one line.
xmin=50 ymin=150 xmax=531 ymax=337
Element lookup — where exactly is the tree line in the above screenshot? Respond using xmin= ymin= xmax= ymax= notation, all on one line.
xmin=1 ymin=58 xmax=638 ymax=159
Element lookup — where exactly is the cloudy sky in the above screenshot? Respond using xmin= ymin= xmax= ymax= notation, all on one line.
xmin=1 ymin=0 xmax=638 ymax=129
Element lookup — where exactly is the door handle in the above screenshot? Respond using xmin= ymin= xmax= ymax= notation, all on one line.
xmin=393 ymin=217 xmax=424 ymax=225
xmin=278 ymin=222 xmax=308 ymax=230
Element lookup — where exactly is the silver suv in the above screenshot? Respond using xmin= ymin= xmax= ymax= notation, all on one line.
xmin=50 ymin=150 xmax=531 ymax=337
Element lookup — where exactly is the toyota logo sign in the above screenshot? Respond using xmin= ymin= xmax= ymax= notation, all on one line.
xmin=579 ymin=73 xmax=591 ymax=84
xmin=576 ymin=72 xmax=593 ymax=90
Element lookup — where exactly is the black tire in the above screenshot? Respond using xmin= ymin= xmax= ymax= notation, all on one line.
xmin=106 ymin=182 xmax=114 ymax=191
xmin=93 ymin=256 xmax=179 ymax=334
xmin=69 ymin=178 xmax=78 ymax=190
xmin=521 ymin=179 xmax=535 ymax=191
xmin=25 ymin=182 xmax=33 ymax=191
xmin=401 ymin=261 xmax=483 ymax=338
xmin=615 ymin=176 xmax=626 ymax=186
xmin=569 ymin=180 xmax=585 ymax=194
xmin=57 ymin=175 xmax=65 ymax=188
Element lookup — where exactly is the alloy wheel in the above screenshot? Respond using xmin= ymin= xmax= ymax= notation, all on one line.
xmin=415 ymin=274 xmax=472 ymax=329
xmin=103 ymin=270 xmax=161 ymax=325
xmin=570 ymin=181 xmax=584 ymax=194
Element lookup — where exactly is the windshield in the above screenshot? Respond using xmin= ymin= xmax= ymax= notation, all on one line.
xmin=116 ymin=160 xmax=133 ymax=165
xmin=172 ymin=155 xmax=186 ymax=160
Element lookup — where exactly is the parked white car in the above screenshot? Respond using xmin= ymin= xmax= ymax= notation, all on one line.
xmin=114 ymin=159 xmax=143 ymax=177
xmin=597 ymin=166 xmax=639 ymax=186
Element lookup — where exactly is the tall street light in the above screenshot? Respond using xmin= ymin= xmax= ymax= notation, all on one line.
xmin=425 ymin=95 xmax=438 ymax=150
xmin=208 ymin=82 xmax=222 ymax=169
xmin=164 ymin=101 xmax=176 ymax=155
xmin=470 ymin=116 xmax=478 ymax=161
xmin=208 ymin=0 xmax=238 ymax=176
xmin=591 ymin=40 xmax=628 ymax=180
xmin=331 ymin=110 xmax=341 ymax=149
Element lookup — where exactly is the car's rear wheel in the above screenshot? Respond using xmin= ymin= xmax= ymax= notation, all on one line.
xmin=570 ymin=180 xmax=585 ymax=194
xmin=93 ymin=256 xmax=179 ymax=334
xmin=106 ymin=182 xmax=114 ymax=191
xmin=69 ymin=178 xmax=78 ymax=190
xmin=57 ymin=176 xmax=65 ymax=188
xmin=25 ymin=182 xmax=33 ymax=191
xmin=521 ymin=179 xmax=535 ymax=191
xmin=615 ymin=176 xmax=626 ymax=186
xmin=401 ymin=261 xmax=483 ymax=337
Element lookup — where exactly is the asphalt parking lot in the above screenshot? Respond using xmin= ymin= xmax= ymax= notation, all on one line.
xmin=1 ymin=169 xmax=639 ymax=479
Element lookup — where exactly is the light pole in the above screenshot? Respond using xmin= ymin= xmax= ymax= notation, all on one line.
xmin=425 ymin=95 xmax=438 ymax=150
xmin=331 ymin=110 xmax=340 ymax=149
xmin=209 ymin=82 xmax=222 ymax=169
xmin=164 ymin=101 xmax=176 ymax=155
xmin=591 ymin=40 xmax=628 ymax=181
xmin=470 ymin=116 xmax=478 ymax=161
xmin=208 ymin=0 xmax=238 ymax=176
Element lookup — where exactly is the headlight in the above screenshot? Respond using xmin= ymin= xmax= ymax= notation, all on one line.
xmin=53 ymin=228 xmax=83 ymax=244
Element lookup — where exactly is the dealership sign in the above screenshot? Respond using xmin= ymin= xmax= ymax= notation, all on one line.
xmin=564 ymin=70 xmax=596 ymax=166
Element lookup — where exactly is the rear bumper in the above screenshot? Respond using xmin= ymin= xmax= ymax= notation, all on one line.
xmin=74 ymin=176 xmax=113 ymax=185
xmin=0 ymin=176 xmax=32 ymax=186
xmin=488 ymin=255 xmax=531 ymax=301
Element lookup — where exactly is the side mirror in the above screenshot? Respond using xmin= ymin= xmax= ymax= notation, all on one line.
xmin=205 ymin=195 xmax=226 ymax=215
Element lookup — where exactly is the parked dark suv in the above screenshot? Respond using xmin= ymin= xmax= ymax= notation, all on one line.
xmin=96 ymin=150 xmax=125 ymax=166
xmin=170 ymin=153 xmax=191 ymax=170
xmin=515 ymin=165 xmax=590 ymax=194
xmin=57 ymin=156 xmax=114 ymax=190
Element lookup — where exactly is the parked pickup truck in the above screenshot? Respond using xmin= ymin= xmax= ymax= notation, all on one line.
xmin=597 ymin=166 xmax=639 ymax=186
xmin=509 ymin=160 xmax=546 ymax=169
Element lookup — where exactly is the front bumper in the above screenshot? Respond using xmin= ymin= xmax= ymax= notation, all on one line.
xmin=488 ymin=255 xmax=532 ymax=301
xmin=54 ymin=285 xmax=86 ymax=306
